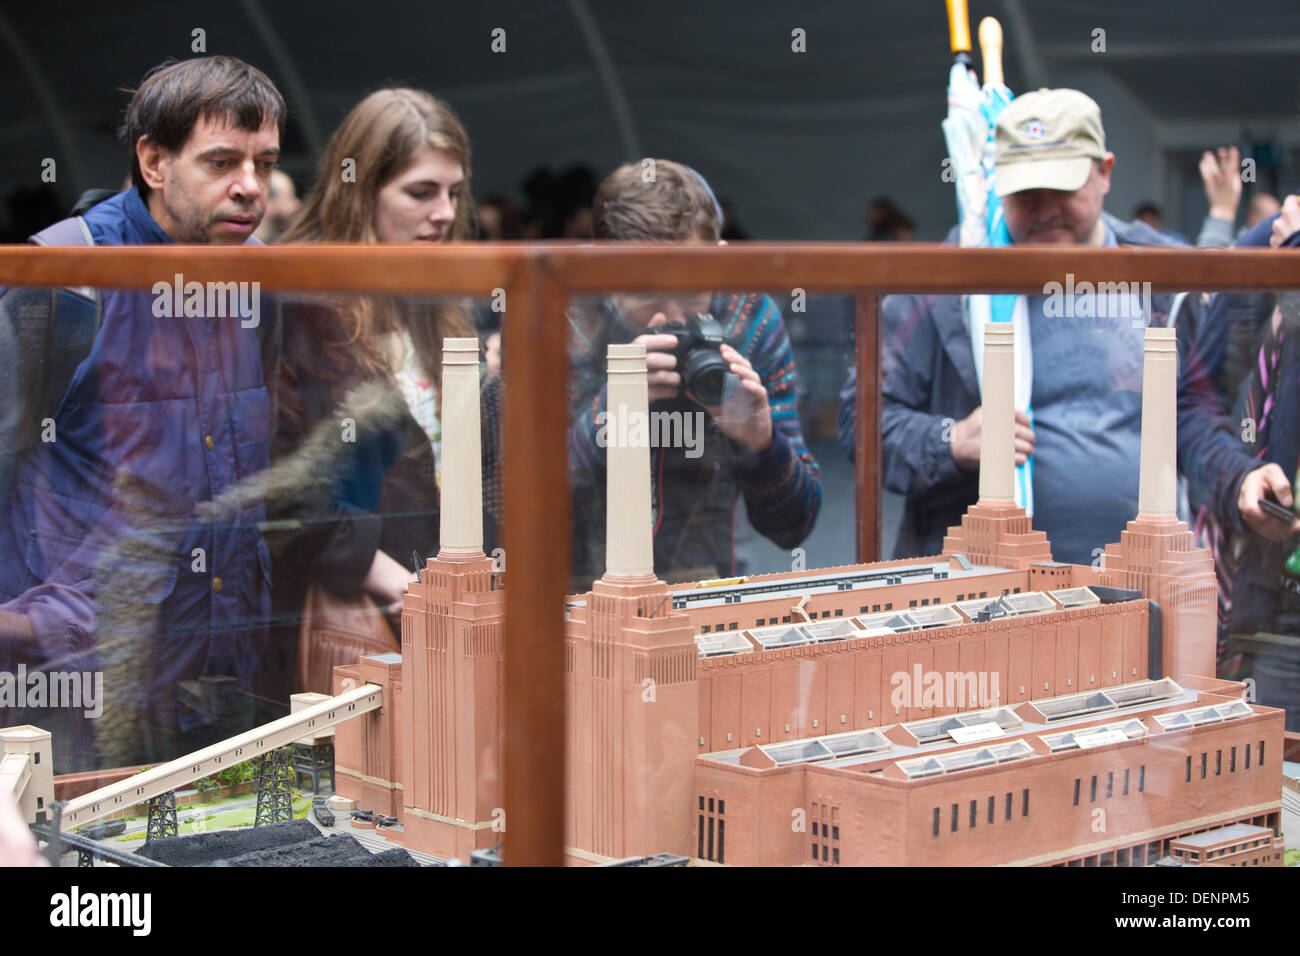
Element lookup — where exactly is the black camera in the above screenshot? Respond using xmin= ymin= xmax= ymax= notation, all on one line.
xmin=659 ymin=313 xmax=737 ymax=406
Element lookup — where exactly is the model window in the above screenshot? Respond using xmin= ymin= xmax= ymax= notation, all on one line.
xmin=1123 ymin=769 xmax=1130 ymax=796
xmin=1072 ymin=778 xmax=1080 ymax=806
xmin=834 ymin=609 xmax=843 ymax=617
xmin=1201 ymin=752 xmax=1207 ymax=779
xmin=1259 ymin=740 xmax=1265 ymax=765
xmin=1004 ymin=792 xmax=1011 ymax=821
xmin=885 ymin=603 xmax=893 ymax=610
xmin=1216 ymin=749 xmax=1222 ymax=776
xmin=832 ymin=847 xmax=839 ymax=865
xmin=782 ymin=616 xmax=791 ymax=623
xmin=909 ymin=600 xmax=918 ymax=608
xmin=988 ymin=796 xmax=995 ymax=824
xmin=872 ymin=605 xmax=880 ymax=612
xmin=729 ymin=622 xmax=737 ymax=630
xmin=701 ymin=625 xmax=710 ymax=634
xmin=951 ymin=803 xmax=959 ymax=832
xmin=969 ymin=800 xmax=977 ymax=828
xmin=979 ymin=591 xmax=987 ymax=598
xmin=1185 ymin=756 xmax=1191 ymax=783
xmin=932 ymin=807 xmax=940 ymax=837
xmin=1022 ymin=788 xmax=1029 ymax=817
xmin=1106 ymin=772 xmax=1113 ymax=799
xmin=1246 ymin=744 xmax=1251 ymax=770
xmin=1090 ymin=775 xmax=1097 ymax=802
xmin=1139 ymin=765 xmax=1145 ymax=792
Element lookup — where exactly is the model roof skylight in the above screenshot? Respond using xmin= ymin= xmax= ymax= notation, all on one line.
xmin=1049 ymin=587 xmax=1101 ymax=609
xmin=756 ymin=728 xmax=893 ymax=766
xmin=896 ymin=739 xmax=1033 ymax=779
xmin=907 ymin=605 xmax=964 ymax=629
xmin=693 ymin=631 xmax=754 ymax=658
xmin=955 ymin=591 xmax=1055 ymax=622
xmin=801 ymin=619 xmax=858 ymax=642
xmin=1040 ymin=718 xmax=1148 ymax=752
xmin=902 ymin=706 xmax=1022 ymax=745
xmin=1033 ymin=678 xmax=1182 ymax=722
xmin=1153 ymin=700 xmax=1252 ymax=731
xmin=748 ymin=624 xmax=808 ymax=649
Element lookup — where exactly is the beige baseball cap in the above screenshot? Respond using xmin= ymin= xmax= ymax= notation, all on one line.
xmin=994 ymin=89 xmax=1107 ymax=197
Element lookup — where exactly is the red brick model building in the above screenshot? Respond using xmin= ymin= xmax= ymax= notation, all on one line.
xmin=334 ymin=328 xmax=1285 ymax=865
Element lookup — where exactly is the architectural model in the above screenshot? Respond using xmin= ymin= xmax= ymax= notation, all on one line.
xmin=332 ymin=328 xmax=1287 ymax=866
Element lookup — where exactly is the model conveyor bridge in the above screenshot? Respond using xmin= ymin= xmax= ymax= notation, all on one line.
xmin=668 ymin=559 xmax=979 ymax=610
xmin=57 ymin=682 xmax=384 ymax=830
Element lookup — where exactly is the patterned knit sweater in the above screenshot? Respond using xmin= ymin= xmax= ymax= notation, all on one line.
xmin=567 ymin=292 xmax=821 ymax=586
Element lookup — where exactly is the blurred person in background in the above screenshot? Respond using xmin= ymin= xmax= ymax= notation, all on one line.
xmin=253 ymin=168 xmax=301 ymax=243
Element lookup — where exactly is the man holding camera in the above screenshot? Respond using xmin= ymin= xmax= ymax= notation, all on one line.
xmin=567 ymin=160 xmax=821 ymax=588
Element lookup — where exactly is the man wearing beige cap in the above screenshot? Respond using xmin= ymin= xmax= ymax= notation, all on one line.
xmin=993 ymin=88 xmax=1114 ymax=245
xmin=844 ymin=88 xmax=1270 ymax=568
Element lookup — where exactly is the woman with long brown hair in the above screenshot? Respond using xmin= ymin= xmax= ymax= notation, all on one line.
xmin=265 ymin=88 xmax=497 ymax=694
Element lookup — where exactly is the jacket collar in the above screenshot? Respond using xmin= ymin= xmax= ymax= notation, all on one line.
xmin=121 ymin=187 xmax=175 ymax=244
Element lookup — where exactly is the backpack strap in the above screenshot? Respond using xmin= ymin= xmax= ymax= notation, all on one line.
xmin=21 ymin=216 xmax=101 ymax=456
xmin=30 ymin=215 xmax=94 ymax=248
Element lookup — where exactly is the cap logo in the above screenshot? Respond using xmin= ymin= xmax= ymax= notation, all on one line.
xmin=1020 ymin=119 xmax=1049 ymax=139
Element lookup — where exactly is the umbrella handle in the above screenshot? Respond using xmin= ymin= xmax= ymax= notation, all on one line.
xmin=979 ymin=16 xmax=1005 ymax=87
xmin=946 ymin=0 xmax=971 ymax=53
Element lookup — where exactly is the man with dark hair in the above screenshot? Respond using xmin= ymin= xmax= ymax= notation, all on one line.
xmin=567 ymin=159 xmax=821 ymax=588
xmin=0 ymin=56 xmax=285 ymax=769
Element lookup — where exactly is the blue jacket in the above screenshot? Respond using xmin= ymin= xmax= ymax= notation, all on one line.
xmin=0 ymin=188 xmax=272 ymax=758
xmin=1198 ymin=212 xmax=1300 ymax=636
xmin=1197 ymin=213 xmax=1300 ymax=409
xmin=840 ymin=213 xmax=1261 ymax=561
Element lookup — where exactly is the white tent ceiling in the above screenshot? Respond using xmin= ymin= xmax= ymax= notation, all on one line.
xmin=2 ymin=0 xmax=1298 ymax=239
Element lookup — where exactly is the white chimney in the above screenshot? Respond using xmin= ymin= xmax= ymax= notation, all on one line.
xmin=438 ymin=337 xmax=484 ymax=555
xmin=603 ymin=343 xmax=654 ymax=579
xmin=979 ymin=323 xmax=1016 ymax=504
xmin=1138 ymin=327 xmax=1178 ymax=518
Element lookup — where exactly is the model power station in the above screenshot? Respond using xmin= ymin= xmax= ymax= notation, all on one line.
xmin=2 ymin=328 xmax=1284 ymax=867
xmin=329 ymin=328 xmax=1285 ymax=866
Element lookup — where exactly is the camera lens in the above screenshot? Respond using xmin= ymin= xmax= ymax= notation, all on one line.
xmin=683 ymin=350 xmax=737 ymax=405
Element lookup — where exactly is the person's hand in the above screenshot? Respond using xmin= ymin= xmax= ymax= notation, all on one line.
xmin=0 ymin=789 xmax=46 ymax=867
xmin=1270 ymin=194 xmax=1300 ymax=249
xmin=485 ymin=331 xmax=501 ymax=374
xmin=1237 ymin=463 xmax=1300 ymax=541
xmin=0 ymin=610 xmax=35 ymax=644
xmin=949 ymin=406 xmax=1035 ymax=470
xmin=1199 ymin=146 xmax=1242 ymax=222
xmin=633 ymin=329 xmax=686 ymax=404
xmin=362 ymin=550 xmax=418 ymax=615
xmin=702 ymin=344 xmax=773 ymax=454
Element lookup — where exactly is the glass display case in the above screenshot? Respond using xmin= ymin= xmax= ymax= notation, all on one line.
xmin=0 ymin=241 xmax=1297 ymax=871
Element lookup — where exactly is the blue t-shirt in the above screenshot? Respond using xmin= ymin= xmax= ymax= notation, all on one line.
xmin=1027 ymin=224 xmax=1147 ymax=565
